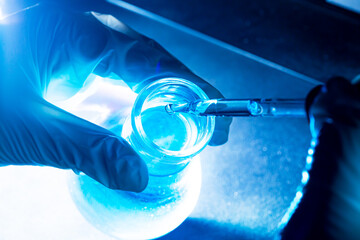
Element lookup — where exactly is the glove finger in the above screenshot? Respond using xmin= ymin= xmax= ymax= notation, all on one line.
xmin=0 ymin=99 xmax=148 ymax=192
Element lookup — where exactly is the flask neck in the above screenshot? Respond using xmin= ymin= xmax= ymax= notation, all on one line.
xmin=123 ymin=77 xmax=215 ymax=176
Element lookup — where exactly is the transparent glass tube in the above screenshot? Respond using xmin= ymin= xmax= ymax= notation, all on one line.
xmin=68 ymin=77 xmax=215 ymax=240
xmin=166 ymin=99 xmax=306 ymax=117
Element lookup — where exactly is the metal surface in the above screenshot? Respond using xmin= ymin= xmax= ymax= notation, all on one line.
xmin=123 ymin=0 xmax=360 ymax=81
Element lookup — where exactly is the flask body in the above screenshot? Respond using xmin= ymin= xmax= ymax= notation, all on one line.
xmin=68 ymin=78 xmax=214 ymax=239
xmin=68 ymin=158 xmax=201 ymax=239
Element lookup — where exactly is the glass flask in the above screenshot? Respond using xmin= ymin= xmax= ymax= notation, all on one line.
xmin=68 ymin=77 xmax=215 ymax=240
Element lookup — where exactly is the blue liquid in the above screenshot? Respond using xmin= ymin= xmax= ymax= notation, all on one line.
xmin=68 ymin=160 xmax=201 ymax=240
xmin=68 ymin=106 xmax=202 ymax=240
xmin=141 ymin=106 xmax=199 ymax=151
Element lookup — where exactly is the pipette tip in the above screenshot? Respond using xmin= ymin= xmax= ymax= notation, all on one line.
xmin=165 ymin=103 xmax=190 ymax=115
xmin=165 ymin=104 xmax=175 ymax=115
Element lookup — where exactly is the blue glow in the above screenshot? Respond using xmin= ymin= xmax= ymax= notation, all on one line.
xmin=0 ymin=8 xmax=4 ymax=21
xmin=0 ymin=2 xmax=40 ymax=24
xmin=308 ymin=148 xmax=314 ymax=156
xmin=279 ymin=142 xmax=315 ymax=230
xmin=0 ymin=1 xmax=8 ymax=23
xmin=295 ymin=191 xmax=303 ymax=199
xmin=68 ymin=159 xmax=202 ymax=240
xmin=306 ymin=141 xmax=315 ymax=168
xmin=0 ymin=0 xmax=7 ymax=21
xmin=67 ymin=78 xmax=211 ymax=239
xmin=49 ymin=76 xmax=137 ymax=126
xmin=141 ymin=106 xmax=196 ymax=151
xmin=306 ymin=156 xmax=313 ymax=165
xmin=278 ymin=191 xmax=303 ymax=228
xmin=301 ymin=171 xmax=309 ymax=184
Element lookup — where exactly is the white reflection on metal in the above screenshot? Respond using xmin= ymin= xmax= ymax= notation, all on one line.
xmin=327 ymin=0 xmax=360 ymax=14
xmin=107 ymin=0 xmax=322 ymax=86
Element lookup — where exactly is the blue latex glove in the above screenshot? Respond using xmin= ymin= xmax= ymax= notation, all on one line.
xmin=0 ymin=1 xmax=231 ymax=191
xmin=281 ymin=77 xmax=360 ymax=239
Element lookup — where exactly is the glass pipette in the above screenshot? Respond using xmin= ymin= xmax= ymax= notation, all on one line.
xmin=165 ymin=99 xmax=306 ymax=117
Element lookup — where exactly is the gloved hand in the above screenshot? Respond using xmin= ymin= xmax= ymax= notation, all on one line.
xmin=0 ymin=1 xmax=231 ymax=191
xmin=281 ymin=76 xmax=360 ymax=239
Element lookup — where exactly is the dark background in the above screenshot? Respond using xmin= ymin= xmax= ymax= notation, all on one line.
xmin=124 ymin=0 xmax=360 ymax=82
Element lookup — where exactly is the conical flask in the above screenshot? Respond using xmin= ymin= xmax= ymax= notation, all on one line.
xmin=68 ymin=77 xmax=215 ymax=239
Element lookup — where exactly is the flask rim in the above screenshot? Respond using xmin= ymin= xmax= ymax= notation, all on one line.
xmin=131 ymin=77 xmax=215 ymax=159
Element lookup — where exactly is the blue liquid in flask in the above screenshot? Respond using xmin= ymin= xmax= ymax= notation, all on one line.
xmin=141 ymin=106 xmax=199 ymax=151
xmin=68 ymin=78 xmax=214 ymax=240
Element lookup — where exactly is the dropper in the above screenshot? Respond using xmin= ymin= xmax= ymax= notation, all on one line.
xmin=165 ymin=99 xmax=306 ymax=117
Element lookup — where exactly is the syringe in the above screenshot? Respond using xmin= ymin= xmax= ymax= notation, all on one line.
xmin=165 ymin=99 xmax=306 ymax=117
